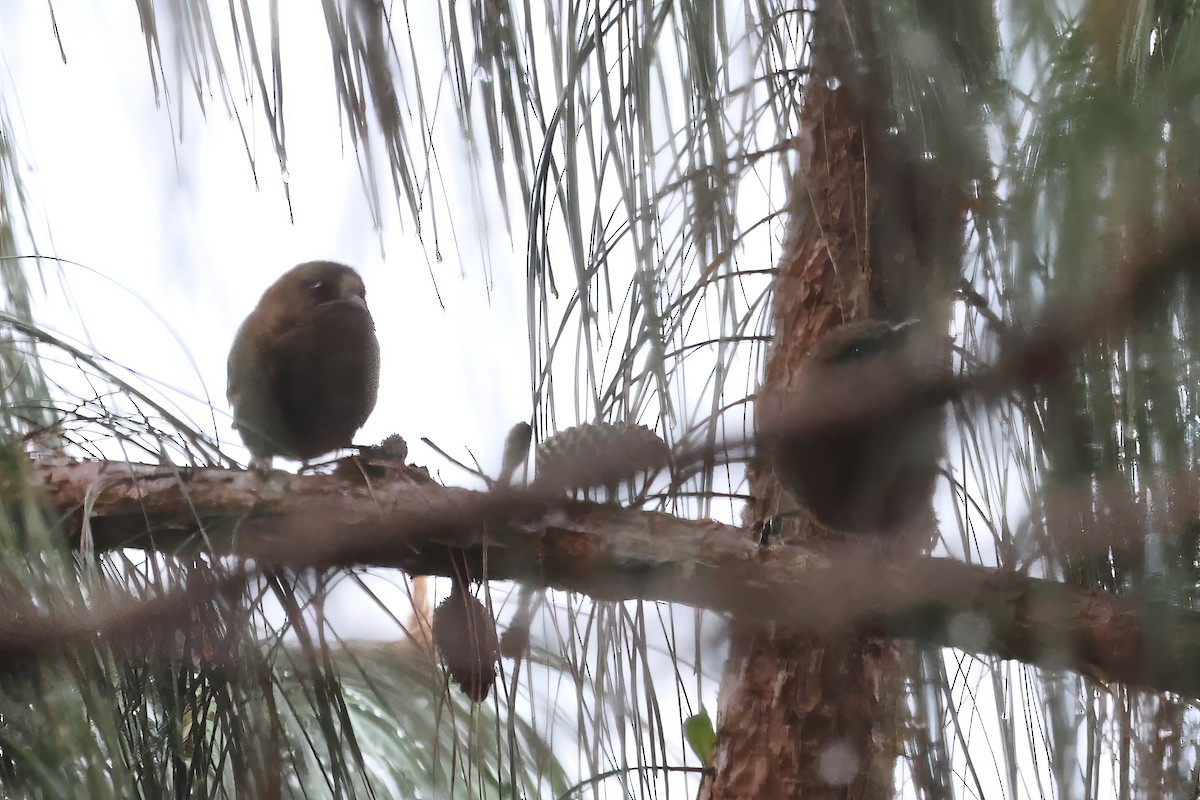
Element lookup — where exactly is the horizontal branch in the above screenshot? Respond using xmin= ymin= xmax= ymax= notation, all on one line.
xmin=29 ymin=457 xmax=1200 ymax=699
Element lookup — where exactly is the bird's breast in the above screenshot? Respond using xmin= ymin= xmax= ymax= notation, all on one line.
xmin=270 ymin=301 xmax=381 ymax=459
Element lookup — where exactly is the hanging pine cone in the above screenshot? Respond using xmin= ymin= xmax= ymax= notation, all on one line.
xmin=532 ymin=422 xmax=669 ymax=495
xmin=431 ymin=584 xmax=499 ymax=702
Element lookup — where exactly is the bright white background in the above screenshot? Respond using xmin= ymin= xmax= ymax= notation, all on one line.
xmin=1 ymin=2 xmax=543 ymax=643
xmin=2 ymin=1 xmax=532 ymax=488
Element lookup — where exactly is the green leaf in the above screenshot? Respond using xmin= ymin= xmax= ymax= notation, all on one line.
xmin=684 ymin=707 xmax=716 ymax=766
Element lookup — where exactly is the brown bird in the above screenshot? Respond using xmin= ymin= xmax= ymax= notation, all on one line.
xmin=227 ymin=261 xmax=380 ymax=469
xmin=759 ymin=320 xmax=944 ymax=536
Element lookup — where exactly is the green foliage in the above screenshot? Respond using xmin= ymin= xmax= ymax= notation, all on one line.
xmin=0 ymin=104 xmax=55 ymax=440
xmin=682 ymin=707 xmax=714 ymax=766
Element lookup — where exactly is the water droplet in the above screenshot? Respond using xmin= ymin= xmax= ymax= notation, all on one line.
xmin=1189 ymin=95 xmax=1200 ymax=125
xmin=818 ymin=741 xmax=861 ymax=786
xmin=825 ymin=76 xmax=842 ymax=90
xmin=885 ymin=125 xmax=901 ymax=136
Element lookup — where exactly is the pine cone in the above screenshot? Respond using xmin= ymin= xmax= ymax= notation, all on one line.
xmin=533 ymin=422 xmax=669 ymax=494
xmin=431 ymin=586 xmax=499 ymax=702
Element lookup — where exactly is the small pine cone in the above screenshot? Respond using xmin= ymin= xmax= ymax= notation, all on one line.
xmin=354 ymin=434 xmax=409 ymax=467
xmin=498 ymin=623 xmax=530 ymax=660
xmin=497 ymin=422 xmax=533 ymax=486
xmin=375 ymin=434 xmax=409 ymax=462
xmin=499 ymin=585 xmax=537 ymax=659
xmin=431 ymin=586 xmax=499 ymax=702
xmin=533 ymin=422 xmax=669 ymax=494
xmin=346 ymin=434 xmax=436 ymax=485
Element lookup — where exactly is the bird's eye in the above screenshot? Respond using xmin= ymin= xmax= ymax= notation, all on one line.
xmin=310 ymin=280 xmax=338 ymax=303
xmin=830 ymin=337 xmax=887 ymax=363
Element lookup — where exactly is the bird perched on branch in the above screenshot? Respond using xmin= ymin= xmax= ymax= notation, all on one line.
xmin=758 ymin=319 xmax=944 ymax=537
xmin=227 ymin=261 xmax=380 ymax=469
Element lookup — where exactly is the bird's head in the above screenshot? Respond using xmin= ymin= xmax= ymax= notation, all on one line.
xmin=809 ymin=319 xmax=919 ymax=366
xmin=258 ymin=261 xmax=369 ymax=321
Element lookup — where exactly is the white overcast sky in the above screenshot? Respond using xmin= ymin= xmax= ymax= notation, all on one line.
xmin=2 ymin=2 xmax=531 ymax=483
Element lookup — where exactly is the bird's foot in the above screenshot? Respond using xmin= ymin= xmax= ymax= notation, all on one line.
xmin=248 ymin=455 xmax=275 ymax=474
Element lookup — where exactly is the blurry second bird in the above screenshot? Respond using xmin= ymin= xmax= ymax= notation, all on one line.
xmin=759 ymin=320 xmax=944 ymax=536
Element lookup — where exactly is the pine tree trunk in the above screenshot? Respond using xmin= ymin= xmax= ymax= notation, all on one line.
xmin=701 ymin=2 xmax=980 ymax=796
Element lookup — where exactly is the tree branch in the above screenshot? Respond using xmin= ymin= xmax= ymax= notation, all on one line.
xmin=29 ymin=457 xmax=1200 ymax=699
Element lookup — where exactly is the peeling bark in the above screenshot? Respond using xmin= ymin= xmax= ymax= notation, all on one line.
xmin=13 ymin=457 xmax=1200 ymax=700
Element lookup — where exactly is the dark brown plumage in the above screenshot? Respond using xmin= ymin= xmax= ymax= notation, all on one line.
xmin=760 ymin=320 xmax=944 ymax=536
xmin=227 ymin=261 xmax=380 ymax=468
